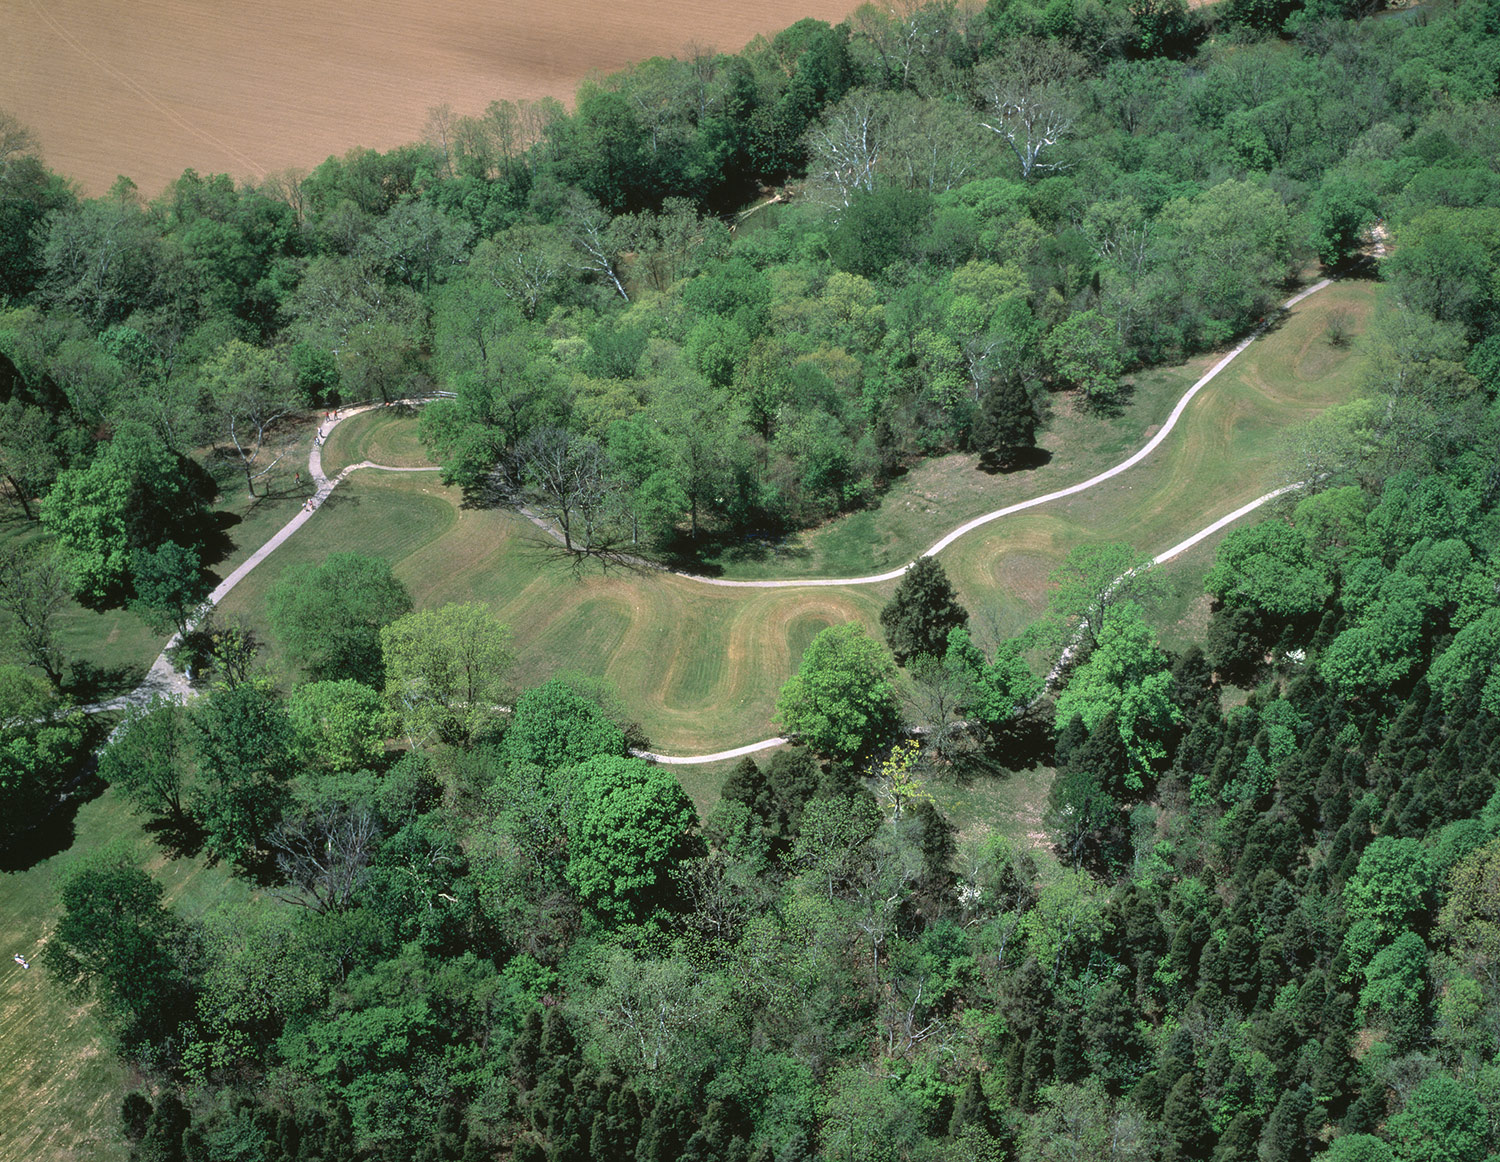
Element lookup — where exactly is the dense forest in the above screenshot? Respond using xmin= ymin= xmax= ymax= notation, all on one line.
xmin=4 ymin=0 xmax=1500 ymax=1155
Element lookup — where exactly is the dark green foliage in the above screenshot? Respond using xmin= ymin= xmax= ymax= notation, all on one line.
xmin=42 ymin=855 xmax=199 ymax=1058
xmin=828 ymin=188 xmax=934 ymax=278
xmin=192 ymin=679 xmax=297 ymax=865
xmin=879 ymin=557 xmax=969 ymax=665
xmin=267 ymin=553 xmax=412 ymax=683
xmin=502 ymin=678 xmax=626 ymax=771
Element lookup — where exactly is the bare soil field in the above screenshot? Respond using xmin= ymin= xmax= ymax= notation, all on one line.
xmin=1 ymin=0 xmax=866 ymax=197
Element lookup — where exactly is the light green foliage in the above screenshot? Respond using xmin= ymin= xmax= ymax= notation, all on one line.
xmin=793 ymin=793 xmax=882 ymax=901
xmin=578 ymin=946 xmax=729 ymax=1075
xmin=1053 ymin=603 xmax=1179 ymax=784
xmin=267 ymin=552 xmax=413 ymax=683
xmin=1021 ymin=869 xmax=1107 ymax=985
xmin=1042 ymin=310 xmax=1125 ymax=407
xmin=1358 ymin=930 xmax=1429 ymax=1040
xmin=380 ymin=602 xmax=513 ymax=747
xmin=1205 ymin=519 xmax=1331 ymax=621
xmin=1439 ymin=838 xmax=1500 ymax=993
xmin=287 ymin=679 xmax=391 ymax=772
xmin=0 ymin=541 xmax=69 ymax=685
xmin=563 ymin=755 xmax=701 ymax=923
xmin=1045 ymin=542 xmax=1160 ymax=653
xmin=38 ymin=430 xmax=203 ymax=608
xmin=1293 ymin=486 xmax=1369 ymax=566
xmin=199 ymin=339 xmax=301 ymax=497
xmin=1320 ymin=566 xmax=1429 ymax=697
xmin=1309 ymin=175 xmax=1379 ymax=266
xmin=820 ymin=1065 xmax=926 ymax=1162
xmin=776 ymin=622 xmax=902 ymax=762
xmin=1324 ymin=1135 xmax=1396 ymax=1162
xmin=1343 ymin=836 xmax=1434 ymax=940
xmin=1386 ymin=1075 xmax=1488 ymax=1162
xmin=944 ymin=627 xmax=1041 ymax=732
xmin=502 ymin=677 xmax=624 ymax=771
xmin=1429 ymin=608 xmax=1500 ymax=716
xmin=1154 ymin=179 xmax=1292 ymax=347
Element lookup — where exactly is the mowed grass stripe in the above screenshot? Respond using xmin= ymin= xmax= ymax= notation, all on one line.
xmin=211 ymin=281 xmax=1374 ymax=752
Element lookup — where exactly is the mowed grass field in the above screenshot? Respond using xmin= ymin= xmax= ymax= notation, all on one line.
xmin=0 ymin=789 xmax=255 ymax=1162
xmin=217 ymin=279 xmax=1376 ymax=756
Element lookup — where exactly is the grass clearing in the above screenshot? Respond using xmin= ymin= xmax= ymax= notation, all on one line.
xmin=0 ymin=788 xmax=255 ymax=1162
xmin=211 ymin=281 xmax=1373 ymax=759
xmin=319 ymin=406 xmax=434 ymax=476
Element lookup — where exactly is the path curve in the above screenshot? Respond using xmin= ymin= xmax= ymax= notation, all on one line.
xmin=634 ymin=477 xmax=1310 ymax=764
xmin=102 ymin=278 xmax=1331 ymax=755
xmin=94 ymin=401 xmax=443 ymax=713
xmin=665 ymin=279 xmax=1330 ymax=589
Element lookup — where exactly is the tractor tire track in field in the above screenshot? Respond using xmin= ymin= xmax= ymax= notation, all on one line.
xmin=103 ymin=282 xmax=1331 ymax=760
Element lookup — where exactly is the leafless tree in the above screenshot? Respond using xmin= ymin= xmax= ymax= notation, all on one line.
xmin=271 ymin=804 xmax=380 ymax=914
xmin=502 ymin=428 xmax=629 ymax=561
xmin=806 ymin=89 xmax=883 ymax=208
xmin=973 ymin=40 xmax=1084 ymax=179
xmin=474 ymin=223 xmax=564 ymax=320
xmin=558 ymin=193 xmax=629 ymax=301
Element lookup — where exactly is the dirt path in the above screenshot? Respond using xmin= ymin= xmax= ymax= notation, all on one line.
xmin=97 ymin=279 xmax=1332 ymax=757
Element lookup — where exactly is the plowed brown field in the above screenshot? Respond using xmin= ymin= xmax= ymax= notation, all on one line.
xmin=1 ymin=0 xmax=864 ymax=197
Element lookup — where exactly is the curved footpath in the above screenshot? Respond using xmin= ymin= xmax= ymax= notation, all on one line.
xmin=102 ymin=280 xmax=1331 ymax=762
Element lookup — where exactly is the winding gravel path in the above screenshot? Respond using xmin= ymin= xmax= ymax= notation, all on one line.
xmin=93 ymin=401 xmax=441 ymax=713
xmin=101 ymin=280 xmax=1331 ymax=761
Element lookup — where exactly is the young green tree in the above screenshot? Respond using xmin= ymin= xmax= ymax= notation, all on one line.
xmin=380 ymin=602 xmax=513 ymax=748
xmin=98 ymin=696 xmax=193 ymax=828
xmin=880 ymin=556 xmax=969 ymax=665
xmin=564 ymin=755 xmax=703 ymax=923
xmin=1042 ymin=311 xmax=1125 ymax=409
xmin=286 ymin=679 xmax=391 ymax=772
xmin=776 ymin=622 xmax=902 ymax=763
xmin=1044 ymin=542 xmax=1159 ymax=654
xmin=267 ymin=552 xmax=412 ymax=683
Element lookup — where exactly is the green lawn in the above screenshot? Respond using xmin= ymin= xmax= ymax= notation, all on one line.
xmin=319 ymin=406 xmax=434 ymax=476
xmin=211 ymin=281 xmax=1375 ymax=757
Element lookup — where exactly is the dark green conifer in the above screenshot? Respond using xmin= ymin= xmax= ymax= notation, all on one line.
xmin=879 ymin=556 xmax=969 ymax=664
xmin=1162 ymin=1072 xmax=1212 ymax=1161
xmin=1210 ymin=1112 xmax=1261 ymax=1162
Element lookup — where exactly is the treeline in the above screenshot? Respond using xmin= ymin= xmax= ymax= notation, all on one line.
xmin=4 ymin=0 xmax=1500 ymax=577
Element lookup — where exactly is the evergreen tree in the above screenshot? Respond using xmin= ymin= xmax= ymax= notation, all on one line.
xmin=970 ymin=375 xmax=1037 ymax=468
xmin=879 ymin=557 xmax=969 ymax=665
xmin=1162 ymin=1072 xmax=1211 ymax=1161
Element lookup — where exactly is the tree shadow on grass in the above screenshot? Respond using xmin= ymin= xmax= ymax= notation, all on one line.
xmin=64 ymin=660 xmax=147 ymax=703
xmin=142 ymin=815 xmax=206 ymax=861
xmin=975 ymin=447 xmax=1053 ymax=476
xmin=0 ymin=773 xmax=106 ymax=873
